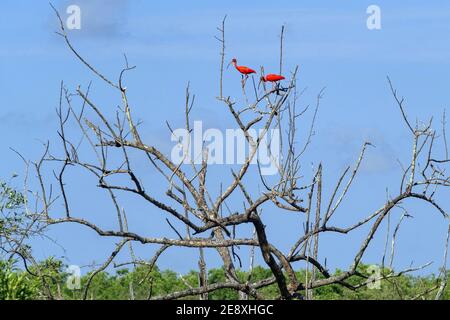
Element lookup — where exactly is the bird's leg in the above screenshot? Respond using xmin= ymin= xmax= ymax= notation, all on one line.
xmin=275 ymin=82 xmax=280 ymax=95
xmin=275 ymin=82 xmax=286 ymax=96
xmin=241 ymin=75 xmax=249 ymax=105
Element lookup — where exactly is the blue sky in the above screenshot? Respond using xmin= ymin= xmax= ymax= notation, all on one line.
xmin=1 ymin=0 xmax=449 ymax=276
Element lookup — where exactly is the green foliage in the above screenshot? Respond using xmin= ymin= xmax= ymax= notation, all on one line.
xmin=1 ymin=260 xmax=447 ymax=300
xmin=0 ymin=181 xmax=25 ymax=211
xmin=0 ymin=180 xmax=27 ymax=237
xmin=0 ymin=259 xmax=449 ymax=300
xmin=0 ymin=260 xmax=37 ymax=300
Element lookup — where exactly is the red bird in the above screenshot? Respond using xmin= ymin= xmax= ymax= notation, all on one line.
xmin=229 ymin=58 xmax=256 ymax=76
xmin=260 ymin=74 xmax=285 ymax=83
xmin=259 ymin=73 xmax=287 ymax=99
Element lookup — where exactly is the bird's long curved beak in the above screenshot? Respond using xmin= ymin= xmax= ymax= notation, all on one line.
xmin=258 ymin=78 xmax=263 ymax=90
xmin=226 ymin=61 xmax=231 ymax=70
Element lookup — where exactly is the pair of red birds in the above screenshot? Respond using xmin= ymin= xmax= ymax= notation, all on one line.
xmin=229 ymin=58 xmax=285 ymax=85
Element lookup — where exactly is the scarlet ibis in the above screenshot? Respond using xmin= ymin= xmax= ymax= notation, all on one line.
xmin=229 ymin=58 xmax=256 ymax=75
xmin=260 ymin=74 xmax=285 ymax=83
xmin=258 ymin=73 xmax=286 ymax=93
xmin=228 ymin=58 xmax=256 ymax=85
xmin=259 ymin=73 xmax=287 ymax=99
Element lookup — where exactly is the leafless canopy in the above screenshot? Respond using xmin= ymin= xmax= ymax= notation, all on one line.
xmin=17 ymin=10 xmax=450 ymax=300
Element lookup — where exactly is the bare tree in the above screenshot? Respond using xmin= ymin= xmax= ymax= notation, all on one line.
xmin=19 ymin=8 xmax=449 ymax=300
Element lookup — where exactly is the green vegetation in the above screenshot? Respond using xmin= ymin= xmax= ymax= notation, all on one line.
xmin=0 ymin=179 xmax=27 ymax=237
xmin=0 ymin=259 xmax=448 ymax=300
xmin=0 ymin=260 xmax=38 ymax=300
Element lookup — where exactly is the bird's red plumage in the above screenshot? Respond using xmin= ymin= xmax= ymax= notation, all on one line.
xmin=264 ymin=74 xmax=285 ymax=82
xmin=235 ymin=65 xmax=256 ymax=75
xmin=231 ymin=59 xmax=256 ymax=75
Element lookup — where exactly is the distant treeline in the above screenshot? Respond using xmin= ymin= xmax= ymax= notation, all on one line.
xmin=0 ymin=259 xmax=448 ymax=300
